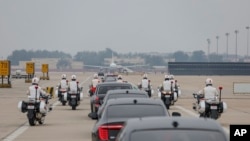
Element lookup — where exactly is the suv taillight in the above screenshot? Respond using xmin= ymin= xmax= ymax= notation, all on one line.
xmin=95 ymin=96 xmax=100 ymax=106
xmin=95 ymin=96 xmax=99 ymax=103
xmin=98 ymin=124 xmax=123 ymax=141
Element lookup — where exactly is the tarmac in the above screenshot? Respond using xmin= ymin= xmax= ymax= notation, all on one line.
xmin=0 ymin=72 xmax=250 ymax=141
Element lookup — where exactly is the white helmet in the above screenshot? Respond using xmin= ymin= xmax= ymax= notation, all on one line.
xmin=164 ymin=75 xmax=170 ymax=79
xmin=205 ymin=78 xmax=213 ymax=85
xmin=169 ymin=74 xmax=174 ymax=80
xmin=32 ymin=77 xmax=39 ymax=84
xmin=71 ymin=75 xmax=77 ymax=80
xmin=164 ymin=75 xmax=171 ymax=80
xmin=94 ymin=73 xmax=98 ymax=78
xmin=62 ymin=74 xmax=67 ymax=79
xmin=143 ymin=73 xmax=147 ymax=79
xmin=118 ymin=75 xmax=122 ymax=79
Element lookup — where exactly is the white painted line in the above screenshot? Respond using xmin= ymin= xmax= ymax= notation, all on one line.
xmin=80 ymin=75 xmax=92 ymax=86
xmin=174 ymin=105 xmax=230 ymax=135
xmin=51 ymin=101 xmax=60 ymax=109
xmin=2 ymin=123 xmax=29 ymax=141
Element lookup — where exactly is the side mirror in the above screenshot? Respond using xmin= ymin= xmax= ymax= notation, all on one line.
xmin=172 ymin=112 xmax=181 ymax=117
xmin=193 ymin=93 xmax=197 ymax=98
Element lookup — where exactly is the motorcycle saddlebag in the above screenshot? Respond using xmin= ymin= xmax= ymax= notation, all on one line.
xmin=18 ymin=101 xmax=27 ymax=113
xmin=39 ymin=101 xmax=47 ymax=114
xmin=218 ymin=101 xmax=227 ymax=113
xmin=173 ymin=92 xmax=178 ymax=102
xmin=80 ymin=92 xmax=83 ymax=101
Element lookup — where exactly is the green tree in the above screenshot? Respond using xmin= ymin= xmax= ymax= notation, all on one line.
xmin=144 ymin=55 xmax=166 ymax=66
xmin=56 ymin=58 xmax=71 ymax=69
xmin=173 ymin=51 xmax=189 ymax=62
xmin=190 ymin=50 xmax=207 ymax=62
xmin=7 ymin=49 xmax=71 ymax=65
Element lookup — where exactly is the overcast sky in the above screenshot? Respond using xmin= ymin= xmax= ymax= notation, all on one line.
xmin=1 ymin=0 xmax=250 ymax=59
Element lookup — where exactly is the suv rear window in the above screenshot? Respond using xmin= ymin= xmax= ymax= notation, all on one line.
xmin=130 ymin=130 xmax=226 ymax=141
xmin=107 ymin=105 xmax=166 ymax=118
xmin=97 ymin=85 xmax=131 ymax=94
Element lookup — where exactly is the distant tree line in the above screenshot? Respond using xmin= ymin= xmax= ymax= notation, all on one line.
xmin=7 ymin=49 xmax=71 ymax=65
xmin=7 ymin=48 xmax=225 ymax=69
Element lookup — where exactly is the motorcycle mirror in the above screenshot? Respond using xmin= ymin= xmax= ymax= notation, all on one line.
xmin=193 ymin=93 xmax=197 ymax=98
xmin=219 ymin=86 xmax=223 ymax=90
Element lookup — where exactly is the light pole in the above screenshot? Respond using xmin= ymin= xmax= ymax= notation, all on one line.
xmin=216 ymin=36 xmax=219 ymax=55
xmin=235 ymin=30 xmax=239 ymax=62
xmin=246 ymin=26 xmax=250 ymax=58
xmin=225 ymin=33 xmax=229 ymax=59
xmin=207 ymin=38 xmax=211 ymax=62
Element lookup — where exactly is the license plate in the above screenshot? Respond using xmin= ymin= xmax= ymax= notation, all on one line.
xmin=165 ymin=95 xmax=170 ymax=98
xmin=71 ymin=95 xmax=76 ymax=98
xmin=210 ymin=105 xmax=217 ymax=109
xmin=27 ymin=105 xmax=34 ymax=109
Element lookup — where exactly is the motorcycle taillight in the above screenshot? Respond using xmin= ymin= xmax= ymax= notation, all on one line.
xmin=98 ymin=124 xmax=123 ymax=141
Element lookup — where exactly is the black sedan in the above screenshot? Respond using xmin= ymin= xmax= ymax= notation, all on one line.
xmin=97 ymin=89 xmax=149 ymax=119
xmin=116 ymin=117 xmax=229 ymax=141
xmin=89 ymin=82 xmax=135 ymax=119
xmin=91 ymin=98 xmax=172 ymax=141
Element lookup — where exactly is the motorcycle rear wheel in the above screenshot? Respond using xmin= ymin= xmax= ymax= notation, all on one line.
xmin=210 ymin=110 xmax=219 ymax=120
xmin=28 ymin=118 xmax=36 ymax=126
xmin=62 ymin=101 xmax=66 ymax=106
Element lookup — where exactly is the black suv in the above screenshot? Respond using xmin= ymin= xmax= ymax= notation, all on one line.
xmin=89 ymin=82 xmax=135 ymax=119
xmin=116 ymin=117 xmax=228 ymax=141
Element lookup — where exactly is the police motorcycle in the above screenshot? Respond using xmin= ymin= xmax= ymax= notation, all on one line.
xmin=55 ymin=85 xmax=68 ymax=106
xmin=158 ymin=81 xmax=177 ymax=109
xmin=138 ymin=74 xmax=154 ymax=97
xmin=18 ymin=87 xmax=52 ymax=126
xmin=192 ymin=87 xmax=227 ymax=120
xmin=138 ymin=82 xmax=153 ymax=98
xmin=169 ymin=74 xmax=181 ymax=100
xmin=66 ymin=85 xmax=83 ymax=110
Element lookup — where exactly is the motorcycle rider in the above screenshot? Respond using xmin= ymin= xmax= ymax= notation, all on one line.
xmin=26 ymin=77 xmax=49 ymax=114
xmin=117 ymin=75 xmax=123 ymax=83
xmin=159 ymin=75 xmax=174 ymax=103
xmin=89 ymin=73 xmax=100 ymax=96
xmin=58 ymin=74 xmax=68 ymax=97
xmin=68 ymin=75 xmax=80 ymax=92
xmin=197 ymin=78 xmax=219 ymax=115
xmin=138 ymin=73 xmax=152 ymax=97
